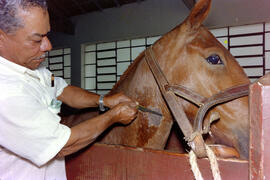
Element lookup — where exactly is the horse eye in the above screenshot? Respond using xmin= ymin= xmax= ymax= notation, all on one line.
xmin=206 ymin=54 xmax=223 ymax=65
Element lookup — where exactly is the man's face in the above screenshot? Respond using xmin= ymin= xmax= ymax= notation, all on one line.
xmin=0 ymin=6 xmax=52 ymax=70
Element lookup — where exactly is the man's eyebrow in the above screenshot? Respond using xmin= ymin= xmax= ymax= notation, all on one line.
xmin=32 ymin=32 xmax=49 ymax=38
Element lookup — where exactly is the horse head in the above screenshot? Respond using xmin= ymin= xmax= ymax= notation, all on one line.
xmin=101 ymin=0 xmax=250 ymax=159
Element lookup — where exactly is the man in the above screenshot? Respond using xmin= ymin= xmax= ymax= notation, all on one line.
xmin=0 ymin=0 xmax=138 ymax=179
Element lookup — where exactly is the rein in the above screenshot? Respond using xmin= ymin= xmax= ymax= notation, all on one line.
xmin=144 ymin=46 xmax=249 ymax=158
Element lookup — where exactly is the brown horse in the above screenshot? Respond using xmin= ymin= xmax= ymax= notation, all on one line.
xmin=64 ymin=0 xmax=250 ymax=159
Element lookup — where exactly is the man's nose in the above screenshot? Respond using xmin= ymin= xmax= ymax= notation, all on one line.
xmin=40 ymin=36 xmax=52 ymax=52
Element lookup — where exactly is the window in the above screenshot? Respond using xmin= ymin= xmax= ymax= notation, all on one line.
xmin=211 ymin=23 xmax=269 ymax=82
xmin=45 ymin=48 xmax=71 ymax=84
xmin=82 ymin=36 xmax=161 ymax=94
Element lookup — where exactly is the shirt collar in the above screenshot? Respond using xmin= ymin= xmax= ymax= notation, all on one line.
xmin=0 ymin=56 xmax=40 ymax=81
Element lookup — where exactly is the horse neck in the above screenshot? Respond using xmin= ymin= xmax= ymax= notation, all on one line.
xmin=109 ymin=51 xmax=146 ymax=94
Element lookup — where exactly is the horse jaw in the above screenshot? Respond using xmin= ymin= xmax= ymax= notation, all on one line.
xmin=209 ymin=97 xmax=249 ymax=159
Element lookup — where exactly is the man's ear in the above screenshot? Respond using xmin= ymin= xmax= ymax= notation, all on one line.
xmin=0 ymin=29 xmax=7 ymax=49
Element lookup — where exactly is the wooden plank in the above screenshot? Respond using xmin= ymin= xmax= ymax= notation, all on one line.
xmin=66 ymin=143 xmax=248 ymax=180
xmin=249 ymin=73 xmax=270 ymax=179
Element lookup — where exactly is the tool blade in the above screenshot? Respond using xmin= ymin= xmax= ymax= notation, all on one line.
xmin=136 ymin=105 xmax=162 ymax=117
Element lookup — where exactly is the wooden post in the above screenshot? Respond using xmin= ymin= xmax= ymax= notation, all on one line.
xmin=249 ymin=73 xmax=270 ymax=179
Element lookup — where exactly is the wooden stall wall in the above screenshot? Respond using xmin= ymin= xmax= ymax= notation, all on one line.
xmin=65 ymin=144 xmax=248 ymax=180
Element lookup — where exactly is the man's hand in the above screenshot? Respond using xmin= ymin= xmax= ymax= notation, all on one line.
xmin=109 ymin=101 xmax=138 ymax=125
xmin=104 ymin=92 xmax=136 ymax=108
xmin=58 ymin=94 xmax=138 ymax=158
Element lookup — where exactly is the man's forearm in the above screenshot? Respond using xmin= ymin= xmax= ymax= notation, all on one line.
xmin=58 ymin=85 xmax=100 ymax=109
xmin=57 ymin=100 xmax=138 ymax=158
xmin=57 ymin=110 xmax=115 ymax=157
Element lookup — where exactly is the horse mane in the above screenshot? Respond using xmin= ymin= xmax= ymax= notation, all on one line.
xmin=110 ymin=50 xmax=146 ymax=93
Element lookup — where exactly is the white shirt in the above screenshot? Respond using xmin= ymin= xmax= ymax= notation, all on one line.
xmin=0 ymin=56 xmax=71 ymax=180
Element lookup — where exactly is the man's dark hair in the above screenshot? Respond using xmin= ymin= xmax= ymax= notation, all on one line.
xmin=0 ymin=0 xmax=48 ymax=34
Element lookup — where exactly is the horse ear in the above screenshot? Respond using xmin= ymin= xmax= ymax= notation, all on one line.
xmin=184 ymin=0 xmax=211 ymax=30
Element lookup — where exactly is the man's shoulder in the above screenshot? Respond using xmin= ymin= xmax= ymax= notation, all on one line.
xmin=0 ymin=74 xmax=26 ymax=92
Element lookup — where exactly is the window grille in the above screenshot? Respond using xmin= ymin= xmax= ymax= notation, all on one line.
xmin=82 ymin=36 xmax=161 ymax=94
xmin=45 ymin=48 xmax=71 ymax=85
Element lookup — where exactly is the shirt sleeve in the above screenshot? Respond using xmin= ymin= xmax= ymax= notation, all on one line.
xmin=55 ymin=76 xmax=68 ymax=97
xmin=0 ymin=87 xmax=71 ymax=167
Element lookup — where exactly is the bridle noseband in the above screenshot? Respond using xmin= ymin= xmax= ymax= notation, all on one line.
xmin=144 ymin=46 xmax=249 ymax=158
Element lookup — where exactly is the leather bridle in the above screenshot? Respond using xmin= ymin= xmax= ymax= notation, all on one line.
xmin=144 ymin=46 xmax=249 ymax=158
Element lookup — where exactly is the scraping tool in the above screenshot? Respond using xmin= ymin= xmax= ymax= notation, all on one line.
xmin=136 ymin=105 xmax=162 ymax=117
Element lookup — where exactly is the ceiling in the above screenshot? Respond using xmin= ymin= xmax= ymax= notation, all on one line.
xmin=47 ymin=0 xmax=147 ymax=19
xmin=47 ymin=0 xmax=196 ymax=34
xmin=47 ymin=0 xmax=149 ymax=34
xmin=47 ymin=0 xmax=270 ymax=35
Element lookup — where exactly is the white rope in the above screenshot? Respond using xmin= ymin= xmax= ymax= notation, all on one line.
xmin=189 ymin=145 xmax=221 ymax=180
xmin=189 ymin=150 xmax=204 ymax=180
xmin=206 ymin=145 xmax=221 ymax=180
